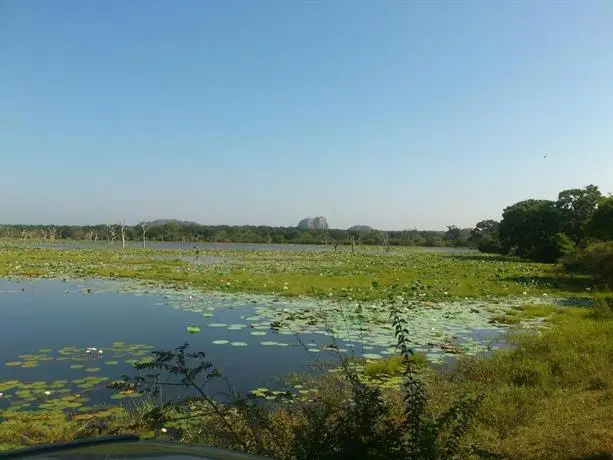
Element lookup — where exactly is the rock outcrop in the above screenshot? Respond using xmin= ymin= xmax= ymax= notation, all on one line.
xmin=347 ymin=225 xmax=373 ymax=232
xmin=297 ymin=216 xmax=329 ymax=230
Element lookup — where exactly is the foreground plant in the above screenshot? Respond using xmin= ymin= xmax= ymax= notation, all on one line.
xmin=112 ymin=300 xmax=484 ymax=459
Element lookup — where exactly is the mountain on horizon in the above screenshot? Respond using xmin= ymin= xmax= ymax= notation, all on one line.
xmin=149 ymin=218 xmax=200 ymax=226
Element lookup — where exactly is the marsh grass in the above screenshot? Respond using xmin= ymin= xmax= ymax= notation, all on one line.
xmin=0 ymin=247 xmax=591 ymax=301
xmin=439 ymin=304 xmax=613 ymax=458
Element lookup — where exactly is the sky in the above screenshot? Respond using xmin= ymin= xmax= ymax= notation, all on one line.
xmin=1 ymin=1 xmax=612 ymax=230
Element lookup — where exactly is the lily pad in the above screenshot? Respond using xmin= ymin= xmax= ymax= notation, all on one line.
xmin=186 ymin=326 xmax=201 ymax=334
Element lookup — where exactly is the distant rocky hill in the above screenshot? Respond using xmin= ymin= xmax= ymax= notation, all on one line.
xmin=297 ymin=216 xmax=329 ymax=230
xmin=149 ymin=219 xmax=200 ymax=226
xmin=347 ymin=225 xmax=373 ymax=232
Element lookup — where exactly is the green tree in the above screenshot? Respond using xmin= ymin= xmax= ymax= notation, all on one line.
xmin=470 ymin=219 xmax=502 ymax=253
xmin=588 ymin=195 xmax=613 ymax=241
xmin=499 ymin=199 xmax=563 ymax=262
xmin=555 ymin=184 xmax=602 ymax=246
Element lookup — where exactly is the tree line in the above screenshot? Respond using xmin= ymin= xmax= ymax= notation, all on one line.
xmin=0 ymin=221 xmax=475 ymax=248
xmin=470 ymin=184 xmax=613 ymax=263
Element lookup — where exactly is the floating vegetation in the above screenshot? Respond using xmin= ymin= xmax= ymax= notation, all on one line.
xmin=185 ymin=326 xmax=201 ymax=334
xmin=1 ymin=340 xmax=158 ymax=411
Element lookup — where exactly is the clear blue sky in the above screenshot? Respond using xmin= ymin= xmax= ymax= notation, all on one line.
xmin=2 ymin=1 xmax=612 ymax=230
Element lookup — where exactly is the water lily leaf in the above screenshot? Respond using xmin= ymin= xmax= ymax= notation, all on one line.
xmin=230 ymin=342 xmax=248 ymax=347
xmin=186 ymin=326 xmax=201 ymax=334
xmin=212 ymin=340 xmax=229 ymax=345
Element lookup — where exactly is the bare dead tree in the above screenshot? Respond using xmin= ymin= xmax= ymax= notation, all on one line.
xmin=140 ymin=221 xmax=150 ymax=249
xmin=21 ymin=229 xmax=31 ymax=242
xmin=350 ymin=233 xmax=358 ymax=254
xmin=85 ymin=229 xmax=95 ymax=243
xmin=119 ymin=220 xmax=127 ymax=249
xmin=107 ymin=224 xmax=117 ymax=245
xmin=382 ymin=231 xmax=391 ymax=253
xmin=47 ymin=226 xmax=56 ymax=243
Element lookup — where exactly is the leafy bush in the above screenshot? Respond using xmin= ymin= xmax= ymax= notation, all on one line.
xmin=562 ymin=242 xmax=613 ymax=287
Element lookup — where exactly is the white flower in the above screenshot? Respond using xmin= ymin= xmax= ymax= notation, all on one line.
xmin=0 ymin=392 xmax=4 ymax=398
xmin=543 ymin=293 xmax=548 ymax=296
xmin=523 ymin=291 xmax=527 ymax=295
xmin=44 ymin=390 xmax=52 ymax=396
xmin=98 ymin=350 xmax=103 ymax=354
xmin=161 ymin=428 xmax=168 ymax=433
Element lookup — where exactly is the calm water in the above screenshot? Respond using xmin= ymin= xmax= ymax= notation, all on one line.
xmin=0 ymin=279 xmax=356 ymax=408
xmin=0 ymin=277 xmax=508 ymax=411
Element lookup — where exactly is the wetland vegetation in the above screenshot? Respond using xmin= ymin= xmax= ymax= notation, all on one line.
xmin=1 ymin=185 xmax=612 ymax=459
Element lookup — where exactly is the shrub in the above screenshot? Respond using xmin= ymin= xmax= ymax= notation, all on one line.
xmin=563 ymin=242 xmax=613 ymax=288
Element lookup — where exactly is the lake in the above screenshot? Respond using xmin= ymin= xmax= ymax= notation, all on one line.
xmin=0 ymin=277 xmax=526 ymax=413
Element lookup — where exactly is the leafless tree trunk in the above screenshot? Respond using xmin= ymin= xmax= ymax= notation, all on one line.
xmin=47 ymin=226 xmax=56 ymax=242
xmin=351 ymin=234 xmax=357 ymax=254
xmin=119 ymin=220 xmax=127 ymax=249
xmin=21 ymin=229 xmax=31 ymax=242
xmin=140 ymin=221 xmax=150 ymax=249
xmin=107 ymin=224 xmax=117 ymax=245
xmin=85 ymin=229 xmax=95 ymax=243
xmin=382 ymin=232 xmax=390 ymax=253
